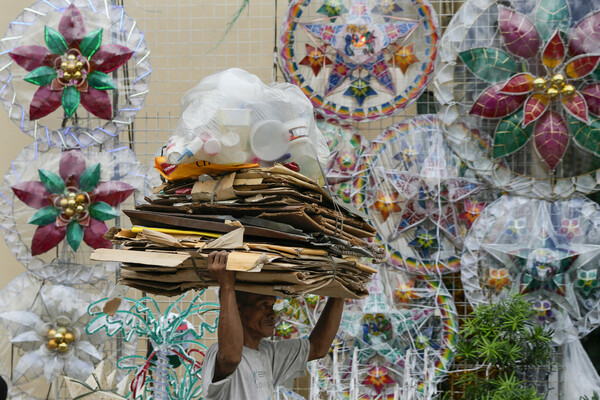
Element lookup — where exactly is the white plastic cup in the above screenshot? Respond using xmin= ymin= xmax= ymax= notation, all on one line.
xmin=248 ymin=119 xmax=309 ymax=162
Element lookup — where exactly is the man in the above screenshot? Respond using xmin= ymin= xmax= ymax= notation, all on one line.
xmin=201 ymin=250 xmax=345 ymax=399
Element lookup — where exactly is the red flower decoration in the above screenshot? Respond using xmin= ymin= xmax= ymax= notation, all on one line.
xmin=11 ymin=150 xmax=134 ymax=256
xmin=361 ymin=365 xmax=396 ymax=395
xmin=9 ymin=4 xmax=133 ymax=121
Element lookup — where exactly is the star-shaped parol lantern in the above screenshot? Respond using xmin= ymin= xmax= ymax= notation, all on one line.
xmin=0 ymin=142 xmax=143 ymax=284
xmin=0 ymin=0 xmax=151 ymax=148
xmin=280 ymin=0 xmax=438 ymax=121
xmin=352 ymin=115 xmax=488 ymax=275
xmin=461 ymin=195 xmax=600 ymax=344
xmin=273 ymin=266 xmax=457 ymax=398
xmin=435 ymin=0 xmax=600 ymax=199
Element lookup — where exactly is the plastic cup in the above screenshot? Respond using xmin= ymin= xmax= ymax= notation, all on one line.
xmin=249 ymin=120 xmax=291 ymax=162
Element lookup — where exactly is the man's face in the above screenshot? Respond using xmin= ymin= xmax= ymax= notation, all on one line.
xmin=239 ymin=294 xmax=277 ymax=339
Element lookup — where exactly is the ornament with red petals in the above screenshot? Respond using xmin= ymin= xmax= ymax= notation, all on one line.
xmin=0 ymin=0 xmax=151 ymax=148
xmin=0 ymin=142 xmax=143 ymax=283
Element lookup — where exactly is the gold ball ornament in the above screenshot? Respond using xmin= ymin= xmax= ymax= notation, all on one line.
xmin=57 ymin=326 xmax=67 ymax=335
xmin=64 ymin=208 xmax=74 ymax=217
xmin=47 ymin=339 xmax=58 ymax=350
xmin=67 ymin=54 xmax=76 ymax=61
xmin=64 ymin=332 xmax=75 ymax=343
xmin=54 ymin=332 xmax=64 ymax=342
xmin=68 ymin=192 xmax=76 ymax=199
xmin=75 ymin=205 xmax=85 ymax=213
xmin=66 ymin=64 xmax=76 ymax=74
xmin=547 ymin=86 xmax=560 ymax=99
xmin=533 ymin=77 xmax=547 ymax=91
xmin=61 ymin=61 xmax=68 ymax=70
xmin=551 ymin=74 xmax=566 ymax=87
xmin=59 ymin=198 xmax=68 ymax=208
xmin=75 ymin=61 xmax=84 ymax=70
xmin=58 ymin=342 xmax=69 ymax=352
xmin=62 ymin=72 xmax=72 ymax=81
xmin=47 ymin=328 xmax=57 ymax=339
xmin=75 ymin=194 xmax=86 ymax=204
xmin=562 ymin=84 xmax=576 ymax=96
xmin=73 ymin=71 xmax=82 ymax=81
xmin=67 ymin=199 xmax=76 ymax=207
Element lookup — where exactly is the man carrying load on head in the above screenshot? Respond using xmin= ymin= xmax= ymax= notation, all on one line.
xmin=201 ymin=250 xmax=345 ymax=399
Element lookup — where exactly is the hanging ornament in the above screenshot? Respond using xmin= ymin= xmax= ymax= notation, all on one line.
xmin=86 ymin=290 xmax=220 ymax=400
xmin=273 ymin=265 xmax=457 ymax=398
xmin=0 ymin=142 xmax=142 ymax=283
xmin=0 ymin=0 xmax=151 ymax=148
xmin=318 ymin=118 xmax=368 ymax=204
xmin=352 ymin=115 xmax=487 ymax=275
xmin=462 ymin=195 xmax=600 ymax=344
xmin=279 ymin=0 xmax=438 ymax=122
xmin=434 ymin=0 xmax=600 ymax=199
xmin=0 ymin=273 xmax=119 ymax=399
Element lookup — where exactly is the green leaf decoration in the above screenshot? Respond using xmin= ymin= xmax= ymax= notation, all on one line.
xmin=79 ymin=163 xmax=101 ymax=192
xmin=591 ymin=68 xmax=600 ymax=82
xmin=493 ymin=109 xmax=534 ymax=159
xmin=28 ymin=206 xmax=60 ymax=226
xmin=88 ymin=201 xmax=119 ymax=221
xmin=62 ymin=86 xmax=80 ymax=118
xmin=44 ymin=26 xmax=68 ymax=55
xmin=458 ymin=48 xmax=519 ymax=83
xmin=67 ymin=220 xmax=84 ymax=251
xmin=38 ymin=169 xmax=66 ymax=194
xmin=570 ymin=116 xmax=600 ymax=156
xmin=24 ymin=66 xmax=57 ymax=86
xmin=79 ymin=28 xmax=103 ymax=58
xmin=86 ymin=71 xmax=116 ymax=90
xmin=535 ymin=0 xmax=570 ymax=40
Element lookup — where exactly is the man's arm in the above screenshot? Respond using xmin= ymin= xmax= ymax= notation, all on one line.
xmin=307 ymin=297 xmax=345 ymax=361
xmin=207 ymin=251 xmax=243 ymax=381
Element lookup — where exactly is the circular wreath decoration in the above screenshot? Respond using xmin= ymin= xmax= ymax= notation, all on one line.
xmin=279 ymin=0 xmax=438 ymax=122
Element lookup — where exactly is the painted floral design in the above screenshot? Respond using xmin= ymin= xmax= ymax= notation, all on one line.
xmin=361 ymin=365 xmax=396 ymax=395
xmin=462 ymin=2 xmax=600 ymax=170
xmin=9 ymin=4 xmax=133 ymax=120
xmin=11 ymin=150 xmax=134 ymax=255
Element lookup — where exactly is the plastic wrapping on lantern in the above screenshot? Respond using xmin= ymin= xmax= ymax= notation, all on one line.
xmin=462 ymin=195 xmax=600 ymax=344
xmin=164 ymin=68 xmax=329 ymax=181
xmin=434 ymin=0 xmax=600 ymax=199
xmin=0 ymin=0 xmax=151 ymax=148
xmin=0 ymin=141 xmax=143 ymax=283
xmin=0 ymin=273 xmax=130 ymax=399
xmin=273 ymin=264 xmax=457 ymax=398
xmin=561 ymin=339 xmax=600 ymax=400
xmin=352 ymin=115 xmax=490 ymax=275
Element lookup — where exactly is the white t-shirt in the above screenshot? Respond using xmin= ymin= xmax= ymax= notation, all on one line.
xmin=201 ymin=338 xmax=310 ymax=400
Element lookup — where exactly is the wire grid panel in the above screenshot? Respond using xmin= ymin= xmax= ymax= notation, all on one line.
xmin=115 ymin=0 xmax=565 ymax=398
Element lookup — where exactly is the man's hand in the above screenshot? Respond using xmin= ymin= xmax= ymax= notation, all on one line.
xmin=207 ymin=251 xmax=234 ymax=288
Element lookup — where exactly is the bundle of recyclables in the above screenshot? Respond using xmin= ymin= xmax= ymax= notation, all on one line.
xmin=164 ymin=68 xmax=330 ymax=181
xmin=92 ymin=164 xmax=383 ymax=299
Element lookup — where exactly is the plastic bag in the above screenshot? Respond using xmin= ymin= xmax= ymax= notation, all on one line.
xmin=562 ymin=339 xmax=600 ymax=400
xmin=165 ymin=68 xmax=329 ymax=181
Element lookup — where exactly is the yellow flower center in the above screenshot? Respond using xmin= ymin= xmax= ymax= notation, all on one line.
xmin=60 ymin=54 xmax=86 ymax=84
xmin=47 ymin=326 xmax=75 ymax=352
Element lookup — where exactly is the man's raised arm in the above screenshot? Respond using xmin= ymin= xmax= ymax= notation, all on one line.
xmin=307 ymin=297 xmax=345 ymax=361
xmin=207 ymin=251 xmax=243 ymax=381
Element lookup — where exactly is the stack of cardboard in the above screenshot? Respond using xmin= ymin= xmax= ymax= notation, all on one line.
xmin=92 ymin=164 xmax=382 ymax=299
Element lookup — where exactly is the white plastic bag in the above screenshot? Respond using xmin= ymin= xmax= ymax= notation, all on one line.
xmin=562 ymin=339 xmax=600 ymax=399
xmin=165 ymin=68 xmax=329 ymax=181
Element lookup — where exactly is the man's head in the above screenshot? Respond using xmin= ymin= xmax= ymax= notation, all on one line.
xmin=235 ymin=291 xmax=277 ymax=340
